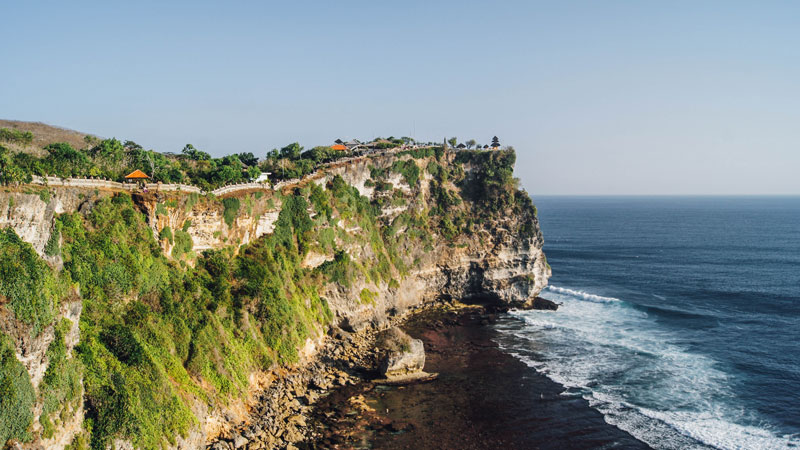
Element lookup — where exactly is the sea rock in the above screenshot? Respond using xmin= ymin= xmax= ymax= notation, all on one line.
xmin=378 ymin=327 xmax=425 ymax=378
xmin=525 ymin=296 xmax=559 ymax=310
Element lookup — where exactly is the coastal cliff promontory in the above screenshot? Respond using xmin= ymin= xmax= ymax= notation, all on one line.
xmin=1 ymin=131 xmax=548 ymax=449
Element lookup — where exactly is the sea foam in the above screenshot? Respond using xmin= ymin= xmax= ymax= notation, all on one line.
xmin=495 ymin=285 xmax=799 ymax=450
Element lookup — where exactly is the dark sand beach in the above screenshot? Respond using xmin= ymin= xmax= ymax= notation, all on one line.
xmin=307 ymin=307 xmax=649 ymax=449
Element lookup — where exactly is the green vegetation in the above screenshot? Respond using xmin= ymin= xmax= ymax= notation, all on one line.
xmin=44 ymin=221 xmax=62 ymax=257
xmin=222 ymin=197 xmax=240 ymax=227
xmin=0 ymin=145 xmax=536 ymax=448
xmin=171 ymin=230 xmax=193 ymax=259
xmin=391 ymin=160 xmax=421 ymax=187
xmin=260 ymin=143 xmax=352 ymax=182
xmin=155 ymin=202 xmax=168 ymax=216
xmin=397 ymin=146 xmax=442 ymax=160
xmin=0 ymin=228 xmax=67 ymax=335
xmin=1 ymin=139 xmax=262 ymax=189
xmin=38 ymin=189 xmax=51 ymax=203
xmin=0 ymin=333 xmax=35 ymax=445
xmin=0 ymin=145 xmax=33 ymax=185
xmin=39 ymin=319 xmax=83 ymax=438
xmin=159 ymin=226 xmax=173 ymax=244
xmin=0 ymin=128 xmax=34 ymax=145
xmin=359 ymin=288 xmax=377 ymax=305
xmin=455 ymin=149 xmax=518 ymax=213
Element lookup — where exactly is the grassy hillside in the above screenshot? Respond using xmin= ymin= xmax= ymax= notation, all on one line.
xmin=0 ymin=120 xmax=93 ymax=156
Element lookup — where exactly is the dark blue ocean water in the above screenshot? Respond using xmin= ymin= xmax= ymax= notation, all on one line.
xmin=494 ymin=196 xmax=800 ymax=449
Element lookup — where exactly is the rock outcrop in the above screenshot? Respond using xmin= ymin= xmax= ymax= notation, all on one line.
xmin=377 ymin=327 xmax=428 ymax=381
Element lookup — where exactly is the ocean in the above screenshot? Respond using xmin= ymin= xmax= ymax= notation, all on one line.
xmin=494 ymin=196 xmax=800 ymax=449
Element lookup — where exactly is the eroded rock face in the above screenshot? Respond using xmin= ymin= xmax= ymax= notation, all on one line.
xmin=378 ymin=327 xmax=426 ymax=379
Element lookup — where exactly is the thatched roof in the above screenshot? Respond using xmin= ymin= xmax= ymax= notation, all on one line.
xmin=124 ymin=169 xmax=150 ymax=179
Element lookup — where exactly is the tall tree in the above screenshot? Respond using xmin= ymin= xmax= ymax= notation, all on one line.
xmin=447 ymin=137 xmax=458 ymax=148
xmin=466 ymin=139 xmax=476 ymax=149
xmin=491 ymin=136 xmax=500 ymax=148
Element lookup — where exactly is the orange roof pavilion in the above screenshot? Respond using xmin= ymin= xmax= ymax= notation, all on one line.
xmin=331 ymin=144 xmax=347 ymax=151
xmin=124 ymin=169 xmax=150 ymax=180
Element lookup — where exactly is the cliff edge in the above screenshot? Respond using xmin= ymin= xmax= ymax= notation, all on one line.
xmin=0 ymin=146 xmax=548 ymax=449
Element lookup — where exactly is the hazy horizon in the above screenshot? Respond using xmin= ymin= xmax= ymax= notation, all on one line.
xmin=2 ymin=1 xmax=799 ymax=195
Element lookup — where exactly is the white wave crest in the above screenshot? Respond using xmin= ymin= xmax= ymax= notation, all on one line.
xmin=547 ymin=285 xmax=621 ymax=303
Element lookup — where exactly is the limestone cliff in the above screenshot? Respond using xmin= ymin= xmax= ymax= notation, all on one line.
xmin=0 ymin=147 xmax=548 ymax=449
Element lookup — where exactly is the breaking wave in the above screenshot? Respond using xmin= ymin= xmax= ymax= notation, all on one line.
xmin=495 ymin=285 xmax=799 ymax=450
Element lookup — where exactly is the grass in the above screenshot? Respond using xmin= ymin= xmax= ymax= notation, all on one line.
xmin=0 ymin=120 xmax=90 ymax=154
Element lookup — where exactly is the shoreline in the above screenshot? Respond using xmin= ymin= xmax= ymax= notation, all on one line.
xmin=303 ymin=304 xmax=649 ymax=449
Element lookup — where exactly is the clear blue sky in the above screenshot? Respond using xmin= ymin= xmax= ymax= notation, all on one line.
xmin=2 ymin=1 xmax=799 ymax=195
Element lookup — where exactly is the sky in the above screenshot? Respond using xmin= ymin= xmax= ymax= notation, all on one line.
xmin=2 ymin=1 xmax=799 ymax=195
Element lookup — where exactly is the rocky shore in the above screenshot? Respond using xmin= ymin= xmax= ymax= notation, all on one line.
xmin=208 ymin=298 xmax=645 ymax=450
xmin=206 ymin=301 xmax=438 ymax=450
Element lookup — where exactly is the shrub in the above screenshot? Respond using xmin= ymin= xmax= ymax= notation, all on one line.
xmin=318 ymin=250 xmax=354 ymax=287
xmin=172 ymin=230 xmax=193 ymax=259
xmin=44 ymin=221 xmax=62 ymax=257
xmin=222 ymin=197 xmax=240 ymax=227
xmin=391 ymin=160 xmax=420 ymax=187
xmin=0 ymin=128 xmax=34 ymax=145
xmin=159 ymin=226 xmax=174 ymax=244
xmin=0 ymin=228 xmax=65 ymax=335
xmin=155 ymin=203 xmax=168 ymax=216
xmin=359 ymin=288 xmax=377 ymax=305
xmin=39 ymin=319 xmax=82 ymax=438
xmin=0 ymin=332 xmax=35 ymax=444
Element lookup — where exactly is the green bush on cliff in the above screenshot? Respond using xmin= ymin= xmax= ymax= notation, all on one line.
xmin=0 ymin=227 xmax=66 ymax=335
xmin=222 ymin=197 xmax=240 ymax=227
xmin=0 ymin=332 xmax=35 ymax=445
xmin=309 ymin=182 xmax=332 ymax=221
xmin=44 ymin=221 xmax=62 ymax=257
xmin=59 ymin=195 xmax=196 ymax=448
xmin=171 ymin=229 xmax=193 ymax=259
xmin=398 ymin=146 xmax=439 ymax=159
xmin=39 ymin=319 xmax=83 ymax=438
xmin=359 ymin=288 xmax=377 ymax=305
xmin=455 ymin=149 xmax=518 ymax=213
xmin=391 ymin=159 xmax=420 ymax=187
xmin=159 ymin=226 xmax=173 ymax=244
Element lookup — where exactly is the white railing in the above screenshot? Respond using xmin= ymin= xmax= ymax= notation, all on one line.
xmin=211 ymin=182 xmax=269 ymax=196
xmin=24 ymin=147 xmax=409 ymax=196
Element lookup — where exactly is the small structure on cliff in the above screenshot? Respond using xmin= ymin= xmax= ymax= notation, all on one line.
xmin=124 ymin=169 xmax=149 ymax=181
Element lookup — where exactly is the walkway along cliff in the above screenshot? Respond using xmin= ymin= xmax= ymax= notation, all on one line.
xmin=0 ymin=147 xmax=549 ymax=449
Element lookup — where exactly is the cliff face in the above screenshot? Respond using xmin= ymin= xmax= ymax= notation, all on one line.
xmin=0 ymin=148 xmax=548 ymax=449
xmin=318 ymin=152 xmax=548 ymax=330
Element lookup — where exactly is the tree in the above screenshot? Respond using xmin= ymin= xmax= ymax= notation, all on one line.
xmin=181 ymin=144 xmax=210 ymax=161
xmin=236 ymin=152 xmax=258 ymax=166
xmin=466 ymin=139 xmax=476 ymax=149
xmin=401 ymin=136 xmax=414 ymax=145
xmin=0 ymin=146 xmax=31 ymax=185
xmin=279 ymin=143 xmax=303 ymax=160
xmin=447 ymin=137 xmax=458 ymax=148
xmin=123 ymin=140 xmax=143 ymax=151
xmin=246 ymin=165 xmax=261 ymax=181
xmin=491 ymin=136 xmax=500 ymax=148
